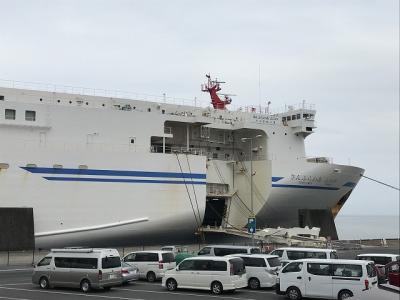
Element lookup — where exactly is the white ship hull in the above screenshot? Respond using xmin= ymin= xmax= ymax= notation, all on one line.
xmin=0 ymin=84 xmax=364 ymax=248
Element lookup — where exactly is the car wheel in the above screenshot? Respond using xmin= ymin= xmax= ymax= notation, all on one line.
xmin=338 ymin=290 xmax=353 ymax=300
xmin=211 ymin=281 xmax=223 ymax=295
xmin=166 ymin=278 xmax=177 ymax=291
xmin=286 ymin=286 xmax=302 ymax=300
xmin=249 ymin=278 xmax=260 ymax=289
xmin=80 ymin=279 xmax=91 ymax=293
xmin=146 ymin=271 xmax=156 ymax=282
xmin=39 ymin=277 xmax=49 ymax=289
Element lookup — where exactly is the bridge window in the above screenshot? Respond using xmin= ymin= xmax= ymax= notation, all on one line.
xmin=292 ymin=115 xmax=296 ymax=120
xmin=5 ymin=109 xmax=16 ymax=120
xmin=297 ymin=114 xmax=300 ymax=119
xmin=25 ymin=110 xmax=36 ymax=121
xmin=0 ymin=95 xmax=4 ymax=101
xmin=287 ymin=116 xmax=291 ymax=121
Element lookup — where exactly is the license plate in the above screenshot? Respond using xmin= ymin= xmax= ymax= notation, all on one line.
xmin=109 ymin=274 xmax=117 ymax=279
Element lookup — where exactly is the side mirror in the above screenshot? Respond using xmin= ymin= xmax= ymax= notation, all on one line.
xmin=175 ymin=266 xmax=179 ymax=271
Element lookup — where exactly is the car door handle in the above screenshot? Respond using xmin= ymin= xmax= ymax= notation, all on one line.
xmin=308 ymin=277 xmax=311 ymax=281
xmin=297 ymin=276 xmax=302 ymax=279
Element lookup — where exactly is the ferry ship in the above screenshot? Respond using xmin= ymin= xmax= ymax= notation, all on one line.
xmin=0 ymin=76 xmax=364 ymax=249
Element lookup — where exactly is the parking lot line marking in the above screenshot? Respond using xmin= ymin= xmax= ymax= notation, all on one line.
xmin=0 ymin=269 xmax=32 ymax=273
xmin=243 ymin=289 xmax=274 ymax=294
xmin=0 ymin=287 xmax=145 ymax=300
xmin=0 ymin=296 xmax=32 ymax=300
xmin=0 ymin=283 xmax=32 ymax=286
xmin=116 ymin=287 xmax=257 ymax=300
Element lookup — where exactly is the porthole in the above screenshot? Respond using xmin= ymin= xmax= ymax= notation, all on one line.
xmin=78 ymin=164 xmax=88 ymax=169
xmin=69 ymin=101 xmax=72 ymax=104
xmin=86 ymin=102 xmax=89 ymax=105
xmin=53 ymin=164 xmax=63 ymax=169
xmin=285 ymin=133 xmax=287 ymax=135
xmin=57 ymin=99 xmax=60 ymax=103
xmin=102 ymin=104 xmax=105 ymax=107
xmin=39 ymin=98 xmax=43 ymax=102
xmin=26 ymin=163 xmax=37 ymax=168
xmin=148 ymin=108 xmax=151 ymax=112
xmin=273 ymin=132 xmax=275 ymax=135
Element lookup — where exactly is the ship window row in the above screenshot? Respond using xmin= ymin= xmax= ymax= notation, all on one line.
xmin=4 ymin=109 xmax=36 ymax=121
xmin=282 ymin=113 xmax=314 ymax=122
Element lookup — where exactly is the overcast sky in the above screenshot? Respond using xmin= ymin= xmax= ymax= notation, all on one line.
xmin=1 ymin=0 xmax=398 ymax=216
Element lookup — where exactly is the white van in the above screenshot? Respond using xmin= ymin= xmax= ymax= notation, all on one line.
xmin=270 ymin=247 xmax=338 ymax=266
xmin=231 ymin=254 xmax=280 ymax=289
xmin=162 ymin=256 xmax=247 ymax=294
xmin=276 ymin=259 xmax=378 ymax=300
xmin=32 ymin=248 xmax=122 ymax=292
xmin=122 ymin=251 xmax=176 ymax=282
xmin=198 ymin=245 xmax=260 ymax=256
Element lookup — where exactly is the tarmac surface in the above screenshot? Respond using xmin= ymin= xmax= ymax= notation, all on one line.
xmin=0 ymin=267 xmax=282 ymax=300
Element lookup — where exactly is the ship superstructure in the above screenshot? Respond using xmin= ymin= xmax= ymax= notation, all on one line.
xmin=0 ymin=76 xmax=363 ymax=249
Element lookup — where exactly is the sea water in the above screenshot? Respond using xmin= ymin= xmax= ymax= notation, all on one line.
xmin=335 ymin=215 xmax=400 ymax=240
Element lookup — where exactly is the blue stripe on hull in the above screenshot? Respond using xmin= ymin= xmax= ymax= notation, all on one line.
xmin=43 ymin=177 xmax=207 ymax=185
xmin=272 ymin=184 xmax=339 ymax=190
xmin=21 ymin=167 xmax=206 ymax=179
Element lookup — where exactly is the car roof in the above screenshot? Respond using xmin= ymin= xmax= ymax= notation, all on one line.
xmin=183 ymin=256 xmax=236 ymax=261
xmin=125 ymin=250 xmax=173 ymax=255
xmin=231 ymin=254 xmax=279 ymax=259
xmin=274 ymin=247 xmax=335 ymax=252
xmin=357 ymin=253 xmax=398 ymax=258
xmin=293 ymin=259 xmax=371 ymax=264
xmin=202 ymin=245 xmax=257 ymax=249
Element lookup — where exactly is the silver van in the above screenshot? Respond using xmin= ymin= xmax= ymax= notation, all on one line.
xmin=198 ymin=245 xmax=261 ymax=256
xmin=32 ymin=248 xmax=122 ymax=292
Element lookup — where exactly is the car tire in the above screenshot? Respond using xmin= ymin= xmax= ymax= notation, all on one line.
xmin=80 ymin=279 xmax=91 ymax=293
xmin=166 ymin=278 xmax=177 ymax=291
xmin=146 ymin=271 xmax=156 ymax=282
xmin=338 ymin=290 xmax=353 ymax=300
xmin=39 ymin=277 xmax=49 ymax=289
xmin=286 ymin=286 xmax=302 ymax=300
xmin=211 ymin=281 xmax=223 ymax=295
xmin=249 ymin=277 xmax=260 ymax=289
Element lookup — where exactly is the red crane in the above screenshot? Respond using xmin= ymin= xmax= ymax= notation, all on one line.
xmin=201 ymin=74 xmax=234 ymax=110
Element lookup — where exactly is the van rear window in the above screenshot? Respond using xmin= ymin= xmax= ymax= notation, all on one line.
xmin=242 ymin=257 xmax=266 ymax=267
xmin=162 ymin=253 xmax=175 ymax=263
xmin=229 ymin=258 xmax=245 ymax=275
xmin=267 ymin=257 xmax=281 ymax=267
xmin=366 ymin=263 xmax=377 ymax=277
xmin=102 ymin=257 xmax=121 ymax=269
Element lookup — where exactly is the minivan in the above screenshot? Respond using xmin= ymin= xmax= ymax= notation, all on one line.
xmin=122 ymin=250 xmax=176 ymax=282
xmin=198 ymin=245 xmax=260 ymax=256
xmin=276 ymin=259 xmax=378 ymax=300
xmin=162 ymin=256 xmax=247 ymax=294
xmin=270 ymin=247 xmax=338 ymax=266
xmin=356 ymin=253 xmax=400 ymax=283
xmin=231 ymin=254 xmax=280 ymax=289
xmin=32 ymin=248 xmax=122 ymax=292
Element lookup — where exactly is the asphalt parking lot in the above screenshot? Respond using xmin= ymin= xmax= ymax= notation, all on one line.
xmin=0 ymin=267 xmax=282 ymax=300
